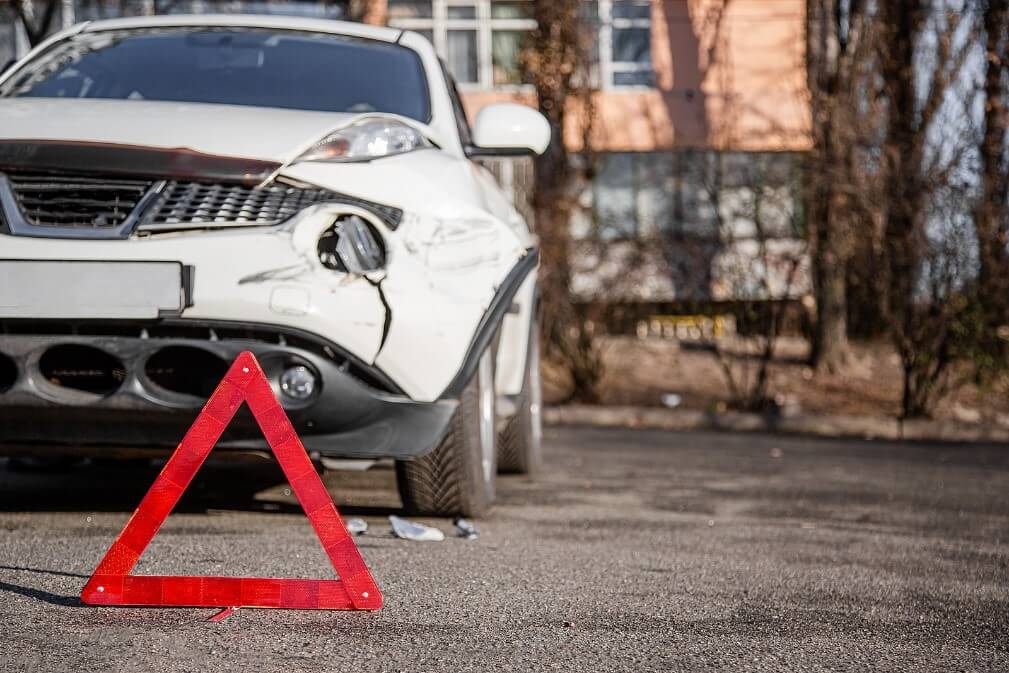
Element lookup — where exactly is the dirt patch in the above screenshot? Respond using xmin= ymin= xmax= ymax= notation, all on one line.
xmin=543 ymin=336 xmax=1009 ymax=424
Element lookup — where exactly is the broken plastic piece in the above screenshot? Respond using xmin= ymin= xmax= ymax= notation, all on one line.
xmin=389 ymin=515 xmax=444 ymax=542
xmin=208 ymin=606 xmax=237 ymax=622
xmin=453 ymin=517 xmax=478 ymax=540
xmin=661 ymin=393 xmax=682 ymax=408
xmin=345 ymin=518 xmax=368 ymax=535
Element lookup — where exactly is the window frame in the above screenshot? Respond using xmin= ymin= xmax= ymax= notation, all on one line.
xmin=439 ymin=58 xmax=474 ymax=147
xmin=388 ymin=0 xmax=655 ymax=91
xmin=597 ymin=0 xmax=654 ymax=89
xmin=389 ymin=0 xmax=537 ymax=91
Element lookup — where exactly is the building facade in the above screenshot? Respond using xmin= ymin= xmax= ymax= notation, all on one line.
xmin=1 ymin=0 xmax=812 ymax=304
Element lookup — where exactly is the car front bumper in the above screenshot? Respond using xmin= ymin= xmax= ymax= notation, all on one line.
xmin=0 ymin=322 xmax=457 ymax=459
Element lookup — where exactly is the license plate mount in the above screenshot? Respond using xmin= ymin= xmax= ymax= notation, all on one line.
xmin=0 ymin=260 xmax=192 ymax=319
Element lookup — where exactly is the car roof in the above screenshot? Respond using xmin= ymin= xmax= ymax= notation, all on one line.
xmin=79 ymin=14 xmax=404 ymax=43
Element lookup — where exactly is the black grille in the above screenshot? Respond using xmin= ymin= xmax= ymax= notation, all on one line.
xmin=140 ymin=181 xmax=336 ymax=229
xmin=0 ymin=172 xmax=403 ymax=235
xmin=139 ymin=180 xmax=403 ymax=231
xmin=8 ymin=173 xmax=153 ymax=229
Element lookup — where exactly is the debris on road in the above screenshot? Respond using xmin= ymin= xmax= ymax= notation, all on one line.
xmin=660 ymin=393 xmax=682 ymax=408
xmin=345 ymin=518 xmax=369 ymax=535
xmin=453 ymin=517 xmax=478 ymax=540
xmin=389 ymin=515 xmax=445 ymax=542
xmin=208 ymin=607 xmax=238 ymax=623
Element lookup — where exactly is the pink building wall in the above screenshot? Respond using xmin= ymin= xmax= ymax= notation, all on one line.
xmin=370 ymin=0 xmax=811 ymax=153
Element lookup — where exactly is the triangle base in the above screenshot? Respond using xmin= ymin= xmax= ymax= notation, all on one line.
xmin=82 ymin=574 xmax=376 ymax=610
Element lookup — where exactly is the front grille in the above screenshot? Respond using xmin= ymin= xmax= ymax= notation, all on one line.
xmin=139 ymin=181 xmax=336 ymax=230
xmin=138 ymin=180 xmax=403 ymax=232
xmin=0 ymin=171 xmax=404 ymax=236
xmin=8 ymin=173 xmax=153 ymax=229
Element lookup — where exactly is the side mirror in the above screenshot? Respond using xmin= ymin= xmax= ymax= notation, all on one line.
xmin=469 ymin=103 xmax=551 ymax=157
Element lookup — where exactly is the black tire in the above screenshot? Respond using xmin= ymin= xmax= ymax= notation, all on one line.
xmin=498 ymin=317 xmax=543 ymax=474
xmin=396 ymin=348 xmax=497 ymax=517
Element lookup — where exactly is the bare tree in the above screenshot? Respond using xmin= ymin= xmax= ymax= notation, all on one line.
xmin=521 ymin=0 xmax=603 ymax=402
xmin=804 ymin=0 xmax=875 ymax=373
xmin=698 ymin=153 xmax=808 ymax=411
xmin=976 ymin=0 xmax=1009 ymax=304
xmin=691 ymin=3 xmax=806 ymax=411
xmin=875 ymin=0 xmax=979 ymax=417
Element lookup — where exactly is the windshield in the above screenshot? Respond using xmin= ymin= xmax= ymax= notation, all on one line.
xmin=0 ymin=28 xmax=430 ymax=121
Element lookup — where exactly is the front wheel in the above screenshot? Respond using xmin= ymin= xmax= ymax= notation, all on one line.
xmin=396 ymin=348 xmax=497 ymax=517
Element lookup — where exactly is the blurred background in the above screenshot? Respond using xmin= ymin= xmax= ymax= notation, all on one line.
xmin=3 ymin=0 xmax=1007 ymax=429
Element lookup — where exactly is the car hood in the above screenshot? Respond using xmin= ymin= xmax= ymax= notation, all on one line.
xmin=0 ymin=98 xmax=374 ymax=164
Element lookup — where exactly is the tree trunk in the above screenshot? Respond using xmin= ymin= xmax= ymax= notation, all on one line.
xmin=813 ymin=234 xmax=849 ymax=371
xmin=523 ymin=0 xmax=603 ymax=403
xmin=977 ymin=0 xmax=1009 ymax=303
xmin=877 ymin=0 xmax=934 ymax=418
xmin=805 ymin=0 xmax=853 ymax=373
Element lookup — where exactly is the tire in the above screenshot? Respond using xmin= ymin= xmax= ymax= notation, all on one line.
xmin=396 ymin=347 xmax=497 ymax=517
xmin=498 ymin=317 xmax=543 ymax=474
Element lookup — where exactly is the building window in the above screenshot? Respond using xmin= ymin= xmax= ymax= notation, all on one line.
xmin=597 ymin=0 xmax=653 ymax=87
xmin=70 ymin=0 xmax=348 ymax=21
xmin=389 ymin=0 xmax=654 ymax=90
xmin=389 ymin=0 xmax=536 ymax=88
xmin=578 ymin=1 xmax=654 ymax=88
xmin=584 ymin=152 xmax=802 ymax=241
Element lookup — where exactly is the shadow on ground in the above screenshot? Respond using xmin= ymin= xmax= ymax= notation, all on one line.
xmin=0 ymin=457 xmax=404 ymax=514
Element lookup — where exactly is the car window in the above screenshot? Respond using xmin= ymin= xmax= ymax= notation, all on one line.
xmin=0 ymin=28 xmax=431 ymax=122
xmin=440 ymin=60 xmax=473 ymax=148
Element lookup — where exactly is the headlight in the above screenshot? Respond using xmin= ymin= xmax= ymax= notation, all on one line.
xmin=318 ymin=215 xmax=386 ymax=274
xmin=296 ymin=118 xmax=432 ymax=163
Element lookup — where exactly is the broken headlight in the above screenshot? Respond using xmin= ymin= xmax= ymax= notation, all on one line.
xmin=296 ymin=118 xmax=432 ymax=163
xmin=318 ymin=215 xmax=386 ymax=274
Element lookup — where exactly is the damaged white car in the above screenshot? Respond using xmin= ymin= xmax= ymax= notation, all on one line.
xmin=0 ymin=15 xmax=548 ymax=516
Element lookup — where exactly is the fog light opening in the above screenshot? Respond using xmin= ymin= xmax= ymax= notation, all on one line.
xmin=318 ymin=214 xmax=386 ymax=274
xmin=280 ymin=365 xmax=318 ymax=401
xmin=145 ymin=346 xmax=229 ymax=399
xmin=38 ymin=344 xmax=125 ymax=395
xmin=0 ymin=352 xmax=17 ymax=393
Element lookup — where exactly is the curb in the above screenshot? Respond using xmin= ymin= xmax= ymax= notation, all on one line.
xmin=543 ymin=405 xmax=1009 ymax=444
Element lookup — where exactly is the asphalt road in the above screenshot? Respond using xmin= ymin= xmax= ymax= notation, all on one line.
xmin=0 ymin=427 xmax=1006 ymax=672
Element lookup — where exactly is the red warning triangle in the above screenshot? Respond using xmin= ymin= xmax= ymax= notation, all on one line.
xmin=80 ymin=351 xmax=382 ymax=611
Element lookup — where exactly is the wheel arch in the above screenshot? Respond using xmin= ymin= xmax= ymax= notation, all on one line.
xmin=438 ymin=247 xmax=538 ymax=399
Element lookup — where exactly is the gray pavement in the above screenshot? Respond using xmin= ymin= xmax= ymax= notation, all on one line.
xmin=0 ymin=427 xmax=1006 ymax=672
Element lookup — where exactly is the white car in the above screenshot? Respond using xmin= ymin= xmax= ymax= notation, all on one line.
xmin=0 ymin=15 xmax=547 ymax=516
